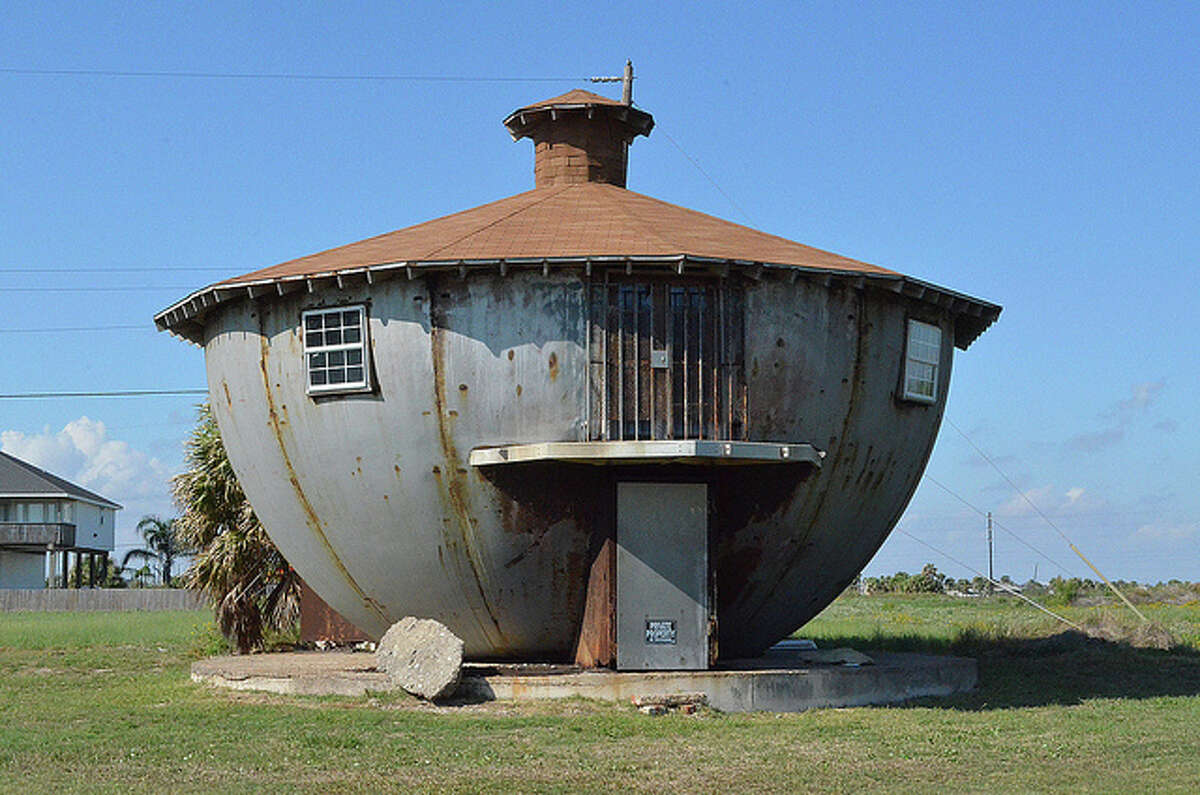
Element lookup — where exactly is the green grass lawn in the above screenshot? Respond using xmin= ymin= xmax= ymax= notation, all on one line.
xmin=2 ymin=598 xmax=1198 ymax=793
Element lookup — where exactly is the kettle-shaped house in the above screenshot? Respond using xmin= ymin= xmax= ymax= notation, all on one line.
xmin=156 ymin=87 xmax=999 ymax=670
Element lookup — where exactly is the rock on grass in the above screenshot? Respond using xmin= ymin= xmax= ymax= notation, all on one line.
xmin=376 ymin=617 xmax=464 ymax=701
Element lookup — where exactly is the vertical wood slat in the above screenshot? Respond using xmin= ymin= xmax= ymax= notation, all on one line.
xmin=707 ymin=286 xmax=717 ymax=438
xmin=630 ymin=285 xmax=637 ymax=439
xmin=717 ymin=286 xmax=729 ymax=440
xmin=622 ymin=285 xmax=636 ymax=439
xmin=652 ymin=284 xmax=669 ymax=440
xmin=607 ymin=283 xmax=620 ymax=440
xmin=637 ymin=285 xmax=651 ymax=440
xmin=674 ymin=287 xmax=686 ymax=438
xmin=588 ymin=281 xmax=605 ymax=441
xmin=727 ymin=286 xmax=746 ymax=439
xmin=694 ymin=289 xmax=701 ymax=437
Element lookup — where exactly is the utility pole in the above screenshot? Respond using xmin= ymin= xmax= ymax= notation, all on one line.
xmin=590 ymin=60 xmax=635 ymax=105
xmin=986 ymin=511 xmax=994 ymax=593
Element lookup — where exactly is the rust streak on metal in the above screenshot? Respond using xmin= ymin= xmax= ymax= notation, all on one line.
xmin=429 ymin=317 xmax=509 ymax=647
xmin=256 ymin=334 xmax=387 ymax=624
xmin=745 ymin=292 xmax=869 ymax=625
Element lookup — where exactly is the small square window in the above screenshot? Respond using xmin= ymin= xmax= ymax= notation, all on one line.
xmin=902 ymin=320 xmax=941 ymax=403
xmin=302 ymin=305 xmax=370 ymax=395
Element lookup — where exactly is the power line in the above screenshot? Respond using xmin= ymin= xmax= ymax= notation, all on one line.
xmin=653 ymin=123 xmax=756 ymax=227
xmin=896 ymin=528 xmax=1083 ymax=632
xmin=0 ymin=67 xmax=587 ymax=83
xmin=945 ymin=417 xmax=1148 ymax=622
xmin=1 ymin=286 xmax=196 ymax=292
xmin=922 ymin=473 xmax=1074 ymax=577
xmin=0 ymin=389 xmax=206 ymax=400
xmin=1 ymin=266 xmax=229 ymax=274
xmin=0 ymin=325 xmax=150 ymax=334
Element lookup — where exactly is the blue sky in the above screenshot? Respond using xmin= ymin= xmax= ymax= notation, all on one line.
xmin=1 ymin=1 xmax=1196 ymax=583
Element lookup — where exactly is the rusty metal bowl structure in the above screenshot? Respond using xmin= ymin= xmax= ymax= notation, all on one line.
xmin=157 ymin=89 xmax=999 ymax=665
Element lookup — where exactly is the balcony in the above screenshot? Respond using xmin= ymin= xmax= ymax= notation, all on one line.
xmin=0 ymin=522 xmax=76 ymax=550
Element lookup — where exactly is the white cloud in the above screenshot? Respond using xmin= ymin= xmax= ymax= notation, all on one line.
xmin=1065 ymin=427 xmax=1124 ymax=453
xmin=1133 ymin=522 xmax=1198 ymax=541
xmin=998 ymin=484 xmax=1098 ymax=518
xmin=997 ymin=484 xmax=1055 ymax=517
xmin=1 ymin=417 xmax=171 ymax=510
xmin=1114 ymin=380 xmax=1165 ymax=415
xmin=1064 ymin=380 xmax=1168 ymax=456
xmin=1154 ymin=419 xmax=1179 ymax=434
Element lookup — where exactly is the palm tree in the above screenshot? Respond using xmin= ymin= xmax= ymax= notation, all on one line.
xmin=172 ymin=404 xmax=298 ymax=653
xmin=122 ymin=515 xmax=188 ymax=586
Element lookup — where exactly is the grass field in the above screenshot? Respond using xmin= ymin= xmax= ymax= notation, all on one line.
xmin=2 ymin=596 xmax=1198 ymax=793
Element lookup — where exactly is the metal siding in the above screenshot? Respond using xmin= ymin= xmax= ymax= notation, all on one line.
xmin=201 ymin=269 xmax=954 ymax=660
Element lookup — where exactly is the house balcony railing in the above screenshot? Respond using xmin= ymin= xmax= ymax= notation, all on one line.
xmin=0 ymin=522 xmax=76 ymax=549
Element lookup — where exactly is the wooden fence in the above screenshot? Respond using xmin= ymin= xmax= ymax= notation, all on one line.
xmin=0 ymin=588 xmax=206 ymax=612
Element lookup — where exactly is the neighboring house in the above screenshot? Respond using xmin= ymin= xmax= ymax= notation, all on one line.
xmin=0 ymin=451 xmax=121 ymax=589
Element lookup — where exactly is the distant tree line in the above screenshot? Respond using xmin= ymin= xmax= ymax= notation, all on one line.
xmin=850 ymin=566 xmax=1200 ymax=605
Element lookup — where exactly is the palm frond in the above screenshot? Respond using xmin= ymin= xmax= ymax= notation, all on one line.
xmin=174 ymin=403 xmax=298 ymax=653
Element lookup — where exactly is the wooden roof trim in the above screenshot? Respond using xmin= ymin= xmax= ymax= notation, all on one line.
xmin=155 ymin=256 xmax=999 ymax=348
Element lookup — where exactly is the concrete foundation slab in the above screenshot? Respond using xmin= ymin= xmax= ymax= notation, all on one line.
xmin=191 ymin=644 xmax=977 ymax=712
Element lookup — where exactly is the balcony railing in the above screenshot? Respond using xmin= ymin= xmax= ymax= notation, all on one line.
xmin=0 ymin=522 xmax=76 ymax=548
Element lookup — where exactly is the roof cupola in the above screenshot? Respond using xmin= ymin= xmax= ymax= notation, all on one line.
xmin=504 ymin=79 xmax=654 ymax=189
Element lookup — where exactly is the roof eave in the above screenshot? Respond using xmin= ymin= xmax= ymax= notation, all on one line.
xmin=154 ymin=257 xmax=1000 ymax=349
xmin=0 ymin=492 xmax=123 ymax=510
xmin=502 ymin=102 xmax=654 ymax=142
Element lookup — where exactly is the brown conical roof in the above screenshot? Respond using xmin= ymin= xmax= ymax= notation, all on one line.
xmin=219 ymin=182 xmax=890 ymax=285
xmin=522 ymin=88 xmax=627 ymax=109
xmin=155 ymin=92 xmax=1000 ymax=349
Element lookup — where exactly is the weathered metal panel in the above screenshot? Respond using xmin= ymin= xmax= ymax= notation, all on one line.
xmin=206 ymin=271 xmax=592 ymax=657
xmin=202 ymin=266 xmax=959 ymax=661
xmin=616 ymin=483 xmax=708 ymax=670
xmin=715 ymin=280 xmax=954 ymax=654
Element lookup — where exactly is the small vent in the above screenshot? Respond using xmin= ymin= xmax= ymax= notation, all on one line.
xmin=587 ymin=277 xmax=746 ymax=441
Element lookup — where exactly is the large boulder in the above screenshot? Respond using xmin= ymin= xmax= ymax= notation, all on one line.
xmin=376 ymin=617 xmax=464 ymax=701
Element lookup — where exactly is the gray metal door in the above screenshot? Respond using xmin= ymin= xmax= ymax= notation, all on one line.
xmin=616 ymin=482 xmax=709 ymax=670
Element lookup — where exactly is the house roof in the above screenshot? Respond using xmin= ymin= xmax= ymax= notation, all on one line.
xmin=223 ymin=183 xmax=894 ymax=284
xmin=155 ymin=90 xmax=1000 ymax=349
xmin=526 ymin=88 xmax=625 ymax=109
xmin=0 ymin=451 xmax=122 ymax=510
xmin=503 ymin=89 xmax=655 ymax=141
xmin=155 ymin=182 xmax=1001 ymax=348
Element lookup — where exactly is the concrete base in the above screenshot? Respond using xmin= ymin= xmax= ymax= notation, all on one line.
xmin=191 ymin=643 xmax=977 ymax=713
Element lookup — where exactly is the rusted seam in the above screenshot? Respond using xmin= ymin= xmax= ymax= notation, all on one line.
xmin=257 ymin=333 xmax=387 ymax=625
xmin=428 ymin=311 xmax=509 ymax=647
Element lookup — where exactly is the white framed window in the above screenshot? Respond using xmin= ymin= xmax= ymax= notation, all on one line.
xmin=302 ymin=305 xmax=370 ymax=395
xmin=903 ymin=319 xmax=941 ymax=403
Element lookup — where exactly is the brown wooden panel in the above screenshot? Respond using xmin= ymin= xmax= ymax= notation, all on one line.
xmin=587 ymin=274 xmax=743 ymax=442
xmin=572 ymin=535 xmax=616 ymax=668
xmin=299 ymin=579 xmax=367 ymax=644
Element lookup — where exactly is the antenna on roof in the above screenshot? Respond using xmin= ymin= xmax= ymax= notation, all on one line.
xmin=590 ymin=59 xmax=634 ymax=105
